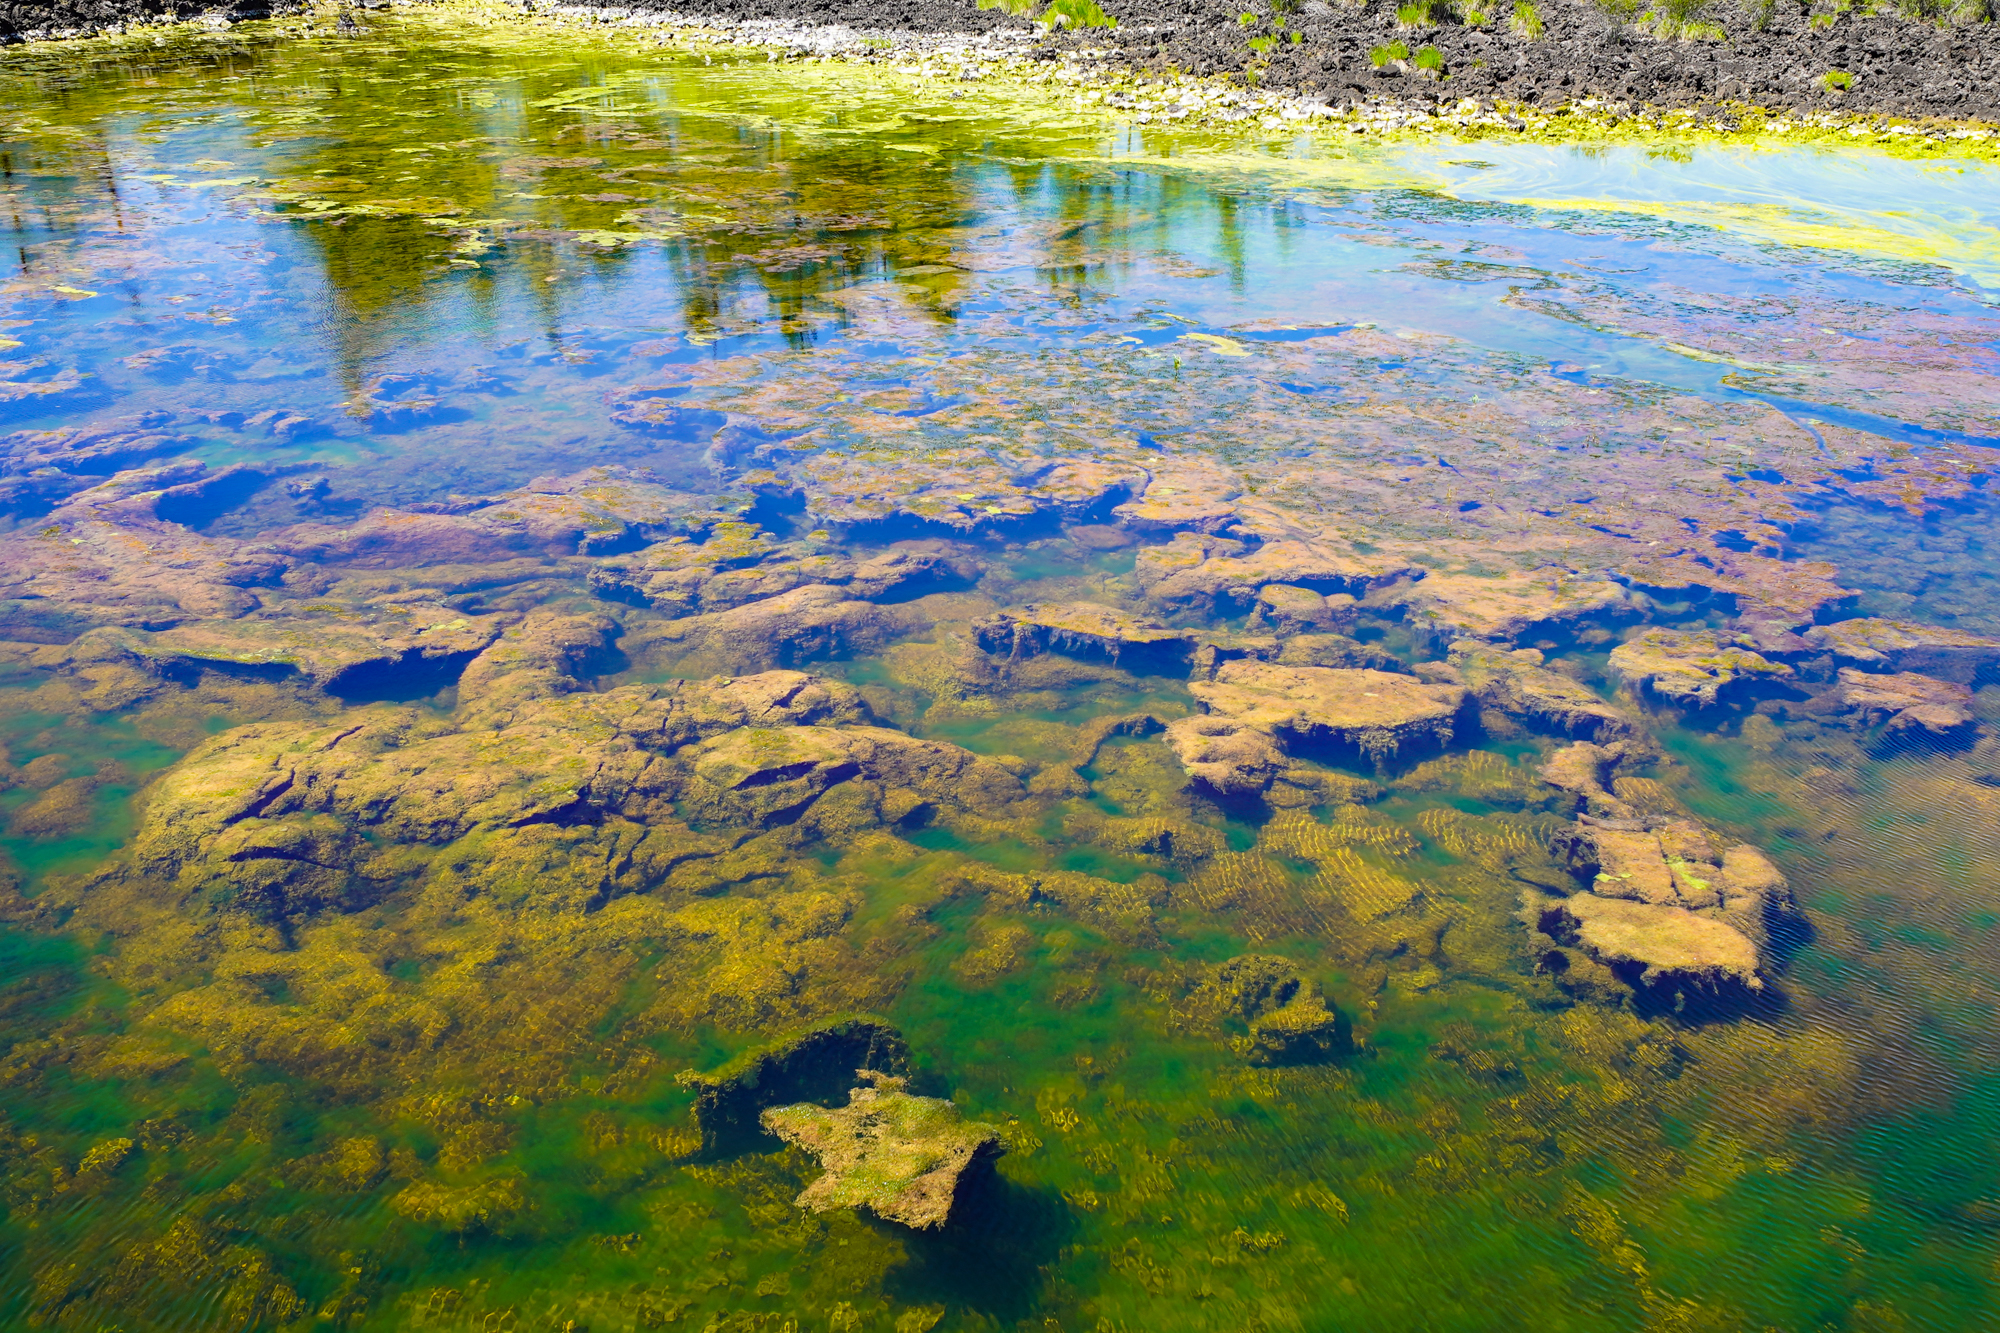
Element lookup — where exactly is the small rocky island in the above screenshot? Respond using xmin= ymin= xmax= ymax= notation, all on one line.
xmin=762 ymin=1074 xmax=1006 ymax=1230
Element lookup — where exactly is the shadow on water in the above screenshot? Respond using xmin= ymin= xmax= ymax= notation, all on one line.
xmin=880 ymin=1169 xmax=1076 ymax=1325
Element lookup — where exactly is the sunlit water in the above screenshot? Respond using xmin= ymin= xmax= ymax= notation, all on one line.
xmin=1 ymin=9 xmax=1998 ymax=1333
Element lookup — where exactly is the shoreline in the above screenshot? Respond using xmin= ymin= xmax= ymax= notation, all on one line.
xmin=4 ymin=0 xmax=1997 ymax=155
xmin=7 ymin=0 xmax=1997 ymax=161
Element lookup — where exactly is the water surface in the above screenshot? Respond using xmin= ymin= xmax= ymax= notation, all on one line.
xmin=0 ymin=11 xmax=1998 ymax=1333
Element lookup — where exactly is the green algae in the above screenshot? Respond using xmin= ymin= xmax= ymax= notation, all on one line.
xmin=0 ymin=9 xmax=1995 ymax=1333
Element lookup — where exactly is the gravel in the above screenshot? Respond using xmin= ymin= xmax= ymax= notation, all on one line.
xmin=5 ymin=0 xmax=1994 ymax=124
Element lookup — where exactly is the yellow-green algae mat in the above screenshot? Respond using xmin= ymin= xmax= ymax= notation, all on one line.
xmin=0 ymin=5 xmax=1997 ymax=1333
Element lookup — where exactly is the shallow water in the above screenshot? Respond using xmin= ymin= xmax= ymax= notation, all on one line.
xmin=1 ymin=9 xmax=1999 ymax=1333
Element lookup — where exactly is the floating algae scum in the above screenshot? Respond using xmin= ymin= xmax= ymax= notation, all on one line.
xmin=1 ymin=3 xmax=2000 ymax=1330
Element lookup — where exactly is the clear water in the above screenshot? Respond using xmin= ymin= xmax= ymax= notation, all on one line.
xmin=0 ymin=9 xmax=1998 ymax=1333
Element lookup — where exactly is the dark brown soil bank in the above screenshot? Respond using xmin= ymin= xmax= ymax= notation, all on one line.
xmin=626 ymin=0 xmax=2000 ymax=121
xmin=0 ymin=0 xmax=283 ymax=39
xmin=7 ymin=0 xmax=1996 ymax=122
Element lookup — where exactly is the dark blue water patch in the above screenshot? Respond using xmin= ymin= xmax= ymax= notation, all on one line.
xmin=881 ymin=395 xmax=969 ymax=418
xmin=1722 ymin=386 xmax=2000 ymax=452
xmin=1791 ymin=491 xmax=2000 ymax=633
xmin=1232 ymin=325 xmax=1356 ymax=343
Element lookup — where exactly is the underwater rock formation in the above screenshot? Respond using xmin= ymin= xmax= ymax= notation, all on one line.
xmin=595 ymin=539 xmax=965 ymax=617
xmin=791 ymin=454 xmax=1144 ymax=535
xmin=1135 ymin=534 xmax=1414 ymax=614
xmin=92 ymin=602 xmax=512 ymax=695
xmin=1608 ymin=628 xmax=1793 ymax=706
xmin=974 ymin=601 xmax=1195 ymax=665
xmin=631 ymin=584 xmax=914 ymax=674
xmin=0 ymin=464 xmax=289 ymax=637
xmin=112 ymin=619 xmax=934 ymax=913
xmin=1806 ymin=618 xmax=2000 ymax=685
xmin=1532 ymin=815 xmax=1796 ymax=994
xmin=269 ymin=466 xmax=721 ymax=566
xmin=761 ymin=1072 xmax=1004 ymax=1230
xmin=678 ymin=1017 xmax=911 ymax=1152
xmin=1829 ymin=667 xmax=1976 ymax=735
xmin=1195 ymin=955 xmax=1344 ymax=1065
xmin=1167 ymin=662 xmax=1466 ymax=793
xmin=1248 ymin=584 xmax=1359 ymax=636
xmin=1541 ymin=893 xmax=1764 ymax=993
xmin=1449 ymin=642 xmax=1634 ymax=740
xmin=682 ymin=724 xmax=1025 ymax=828
xmin=1396 ymin=569 xmax=1633 ymax=646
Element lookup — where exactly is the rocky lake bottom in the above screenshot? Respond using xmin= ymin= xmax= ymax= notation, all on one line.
xmin=0 ymin=6 xmax=1998 ymax=1332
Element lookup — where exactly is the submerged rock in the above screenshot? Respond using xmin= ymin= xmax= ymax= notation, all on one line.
xmin=594 ymin=537 xmax=964 ymax=617
xmin=1830 ymin=667 xmax=1976 ymax=735
xmin=122 ymin=650 xmax=880 ymax=913
xmin=1540 ymin=893 xmax=1764 ymax=992
xmin=1249 ymin=584 xmax=1358 ymax=636
xmin=267 ymin=465 xmax=717 ymax=566
xmin=1807 ymin=618 xmax=2000 ymax=685
xmin=762 ymin=1072 xmax=1004 ymax=1231
xmin=1533 ymin=815 xmax=1796 ymax=995
xmin=1168 ymin=662 xmax=1465 ymax=792
xmin=678 ymin=1017 xmax=911 ymax=1152
xmin=1608 ymin=628 xmax=1793 ymax=706
xmin=1135 ymin=534 xmax=1414 ymax=614
xmin=1396 ymin=569 xmax=1633 ymax=646
xmin=682 ymin=724 xmax=1025 ymax=827
xmin=1450 ymin=641 xmax=1633 ymax=740
xmin=1111 ymin=459 xmax=1244 ymax=536
xmin=1197 ymin=954 xmax=1344 ymax=1065
xmin=974 ymin=601 xmax=1195 ymax=664
xmin=99 ymin=602 xmax=512 ymax=695
xmin=633 ymin=583 xmax=910 ymax=673
xmin=0 ymin=467 xmax=288 ymax=636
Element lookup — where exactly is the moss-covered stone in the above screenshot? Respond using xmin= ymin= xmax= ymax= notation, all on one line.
xmin=761 ymin=1072 xmax=1003 ymax=1230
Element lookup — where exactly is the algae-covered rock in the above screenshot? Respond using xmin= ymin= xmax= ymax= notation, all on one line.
xmin=1197 ymin=954 xmax=1344 ymax=1065
xmin=678 ymin=1017 xmax=911 ymax=1153
xmin=761 ymin=1072 xmax=1003 ymax=1230
xmin=1830 ymin=667 xmax=1976 ymax=735
xmin=1449 ymin=641 xmax=1634 ymax=740
xmin=1250 ymin=584 xmax=1358 ymax=636
xmin=267 ymin=465 xmax=716 ymax=566
xmin=122 ymin=665 xmax=875 ymax=913
xmin=0 ymin=467 xmax=289 ymax=635
xmin=109 ymin=601 xmax=512 ymax=696
xmin=594 ymin=538 xmax=964 ymax=617
xmin=1540 ymin=893 xmax=1764 ymax=992
xmin=1608 ymin=628 xmax=1793 ymax=706
xmin=681 ymin=724 xmax=1024 ymax=827
xmin=1110 ymin=458 xmax=1244 ymax=535
xmin=1533 ymin=814 xmax=1798 ymax=995
xmin=633 ymin=584 xmax=909 ymax=674
xmin=1273 ymin=632 xmax=1403 ymax=672
xmin=1168 ymin=663 xmax=1465 ymax=792
xmin=1805 ymin=618 xmax=2000 ymax=685
xmin=974 ymin=601 xmax=1195 ymax=666
xmin=1135 ymin=535 xmax=1414 ymax=614
xmin=1163 ymin=713 xmax=1288 ymax=795
xmin=1396 ymin=569 xmax=1633 ymax=645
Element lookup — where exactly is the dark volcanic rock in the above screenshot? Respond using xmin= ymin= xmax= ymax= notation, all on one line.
xmin=24 ymin=0 xmax=1995 ymax=124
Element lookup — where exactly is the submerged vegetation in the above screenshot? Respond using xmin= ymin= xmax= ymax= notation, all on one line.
xmin=0 ymin=6 xmax=1994 ymax=1333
